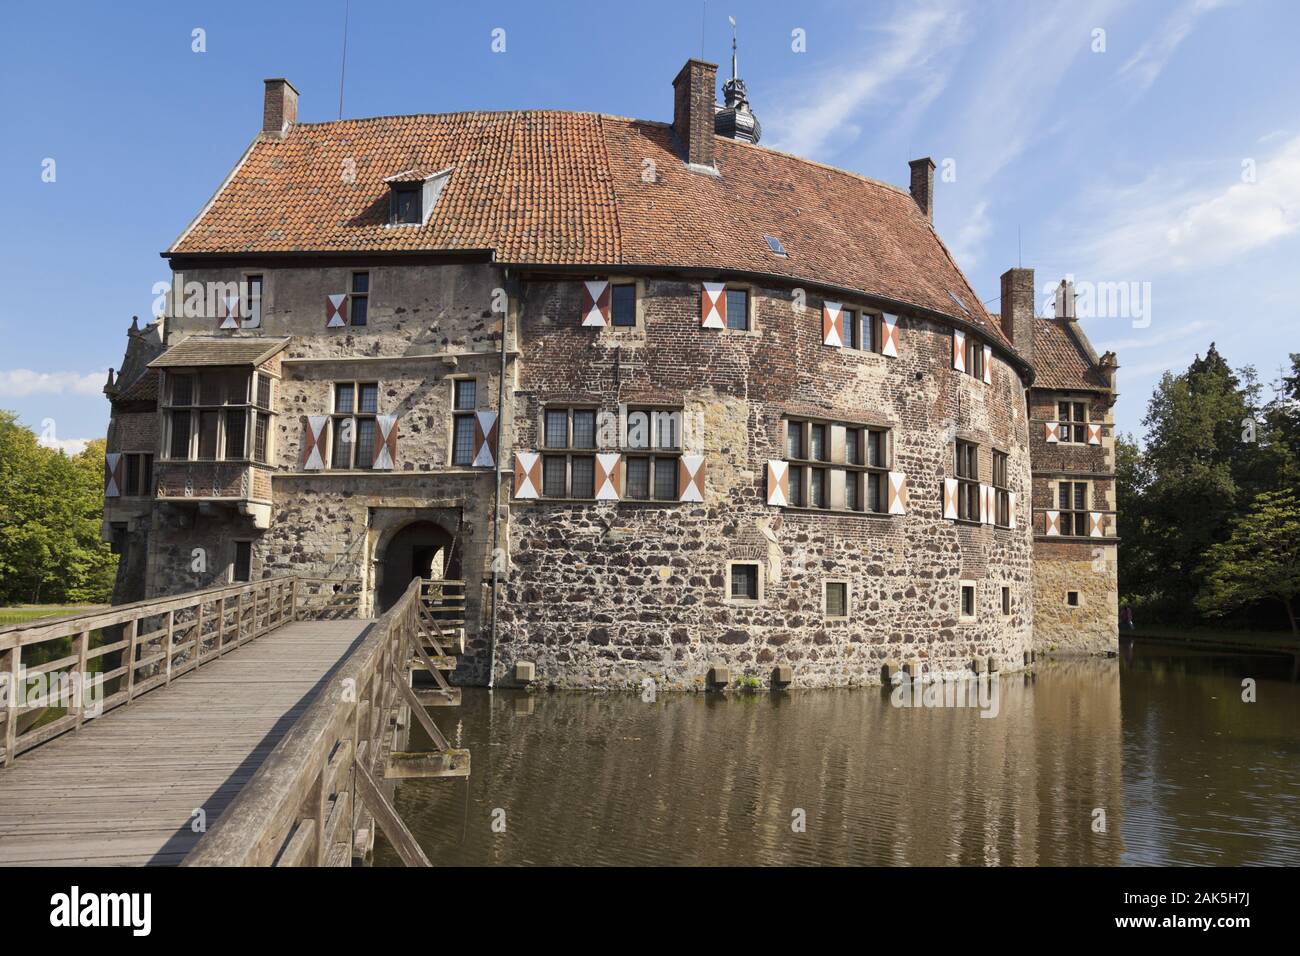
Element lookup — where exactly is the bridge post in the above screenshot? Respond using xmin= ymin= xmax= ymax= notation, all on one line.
xmin=73 ymin=630 xmax=89 ymax=731
xmin=123 ymin=619 xmax=138 ymax=701
xmin=3 ymin=647 xmax=18 ymax=766
xmin=164 ymin=610 xmax=175 ymax=685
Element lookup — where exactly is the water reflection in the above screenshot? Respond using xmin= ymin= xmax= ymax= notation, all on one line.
xmin=378 ymin=646 xmax=1300 ymax=866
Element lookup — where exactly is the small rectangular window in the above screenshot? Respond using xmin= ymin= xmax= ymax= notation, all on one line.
xmin=729 ymin=563 xmax=759 ymax=601
xmin=867 ymin=430 xmax=885 ymax=468
xmin=653 ymin=458 xmax=678 ymax=500
xmin=961 ymin=583 xmax=976 ymax=619
xmin=1001 ymin=586 xmax=1011 ymax=615
xmin=454 ymin=379 xmax=476 ymax=411
xmin=350 ymin=272 xmax=369 ymax=326
xmin=809 ymin=424 xmax=827 ymax=461
xmin=1067 ymin=590 xmax=1081 ymax=607
xmin=452 ymin=416 xmax=476 ymax=466
xmin=843 ymin=309 xmax=858 ymax=349
xmin=725 ymin=288 xmax=749 ymax=331
xmin=956 ymin=440 xmax=980 ymax=521
xmin=391 ymin=185 xmax=421 ymax=225
xmin=845 ymin=428 xmax=861 ymax=466
xmin=809 ymin=468 xmax=827 ymax=508
xmin=866 ymin=472 xmax=883 ymax=513
xmin=233 ymin=541 xmax=252 ymax=583
xmin=845 ymin=472 xmax=860 ymax=511
xmin=572 ymin=410 xmax=596 ymax=448
xmin=764 ymin=235 xmax=787 ymax=256
xmin=571 ymin=456 xmax=595 ymax=498
xmin=825 ymin=581 xmax=848 ymax=619
xmin=786 ymin=422 xmax=804 ymax=460
xmin=626 ymin=457 xmax=650 ymax=499
xmin=610 ymin=284 xmax=637 ymax=327
xmin=170 ymin=410 xmax=191 ymax=460
xmin=545 ymin=409 xmax=569 ymax=448
xmin=788 ymin=465 xmax=804 ymax=507
xmin=542 ymin=455 xmax=567 ymax=497
xmin=333 ymin=381 xmax=378 ymax=469
xmin=226 ymin=409 xmax=247 ymax=459
xmin=862 ymin=314 xmax=877 ymax=352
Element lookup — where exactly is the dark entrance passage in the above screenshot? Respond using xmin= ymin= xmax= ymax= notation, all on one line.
xmin=377 ymin=520 xmax=459 ymax=613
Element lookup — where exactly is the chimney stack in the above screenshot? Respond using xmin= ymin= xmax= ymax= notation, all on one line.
xmin=673 ymin=59 xmax=719 ymax=171
xmin=909 ymin=157 xmax=936 ymax=221
xmin=1000 ymin=267 xmax=1036 ymax=359
xmin=262 ymin=78 xmax=299 ymax=138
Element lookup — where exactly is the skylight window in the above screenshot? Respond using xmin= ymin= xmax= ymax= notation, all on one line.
xmin=948 ymin=290 xmax=971 ymax=315
xmin=764 ymin=235 xmax=788 ymax=257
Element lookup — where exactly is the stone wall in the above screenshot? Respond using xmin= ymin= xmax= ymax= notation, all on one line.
xmin=1032 ymin=541 xmax=1117 ymax=654
xmin=495 ymin=275 xmax=1035 ymax=689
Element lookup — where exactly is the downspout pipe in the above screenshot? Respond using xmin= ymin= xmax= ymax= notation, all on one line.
xmin=487 ymin=269 xmax=514 ymax=688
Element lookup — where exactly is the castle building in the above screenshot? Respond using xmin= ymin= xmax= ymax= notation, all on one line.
xmin=102 ymin=59 xmax=1118 ymax=688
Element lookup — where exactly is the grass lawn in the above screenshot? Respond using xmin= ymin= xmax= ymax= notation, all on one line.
xmin=0 ymin=606 xmax=102 ymax=627
xmin=1130 ymin=623 xmax=1299 ymax=651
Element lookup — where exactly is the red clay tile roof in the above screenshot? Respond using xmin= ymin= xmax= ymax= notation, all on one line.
xmin=169 ymin=111 xmax=1011 ymax=351
xmin=1032 ymin=318 xmax=1111 ymax=391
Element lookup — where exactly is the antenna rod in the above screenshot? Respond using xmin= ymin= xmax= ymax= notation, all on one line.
xmin=700 ymin=0 xmax=707 ymax=60
xmin=337 ymin=0 xmax=350 ymax=120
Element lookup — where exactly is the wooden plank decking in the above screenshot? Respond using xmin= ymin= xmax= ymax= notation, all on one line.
xmin=0 ymin=619 xmax=372 ymax=866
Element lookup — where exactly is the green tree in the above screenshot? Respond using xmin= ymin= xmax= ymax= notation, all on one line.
xmin=1197 ymin=490 xmax=1300 ymax=637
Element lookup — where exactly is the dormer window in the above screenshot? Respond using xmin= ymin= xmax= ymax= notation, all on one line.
xmin=391 ymin=184 xmax=421 ymax=224
xmin=383 ymin=167 xmax=451 ymax=227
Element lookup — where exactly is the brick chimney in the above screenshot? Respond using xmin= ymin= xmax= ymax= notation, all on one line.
xmin=1000 ymin=267 xmax=1036 ymax=359
xmin=909 ymin=157 xmax=936 ymax=221
xmin=262 ymin=78 xmax=299 ymax=138
xmin=673 ymin=59 xmax=719 ymax=170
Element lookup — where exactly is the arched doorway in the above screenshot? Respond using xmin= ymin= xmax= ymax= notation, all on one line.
xmin=375 ymin=520 xmax=460 ymax=613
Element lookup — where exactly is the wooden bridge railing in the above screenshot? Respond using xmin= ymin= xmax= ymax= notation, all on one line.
xmin=0 ymin=575 xmax=358 ymax=767
xmin=182 ymin=576 xmax=468 ymax=867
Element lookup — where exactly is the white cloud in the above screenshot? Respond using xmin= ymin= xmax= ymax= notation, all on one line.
xmin=1096 ymin=319 xmax=1213 ymax=353
xmin=0 ymin=369 xmax=107 ymax=397
xmin=37 ymin=436 xmax=92 ymax=455
xmin=1067 ymin=133 xmax=1300 ymax=276
xmin=1118 ymin=0 xmax=1233 ymax=92
xmin=764 ymin=0 xmax=968 ymax=157
xmin=950 ymin=200 xmax=992 ymax=268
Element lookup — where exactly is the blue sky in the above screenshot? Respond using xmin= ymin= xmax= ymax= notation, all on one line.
xmin=2 ymin=0 xmax=1297 ymax=450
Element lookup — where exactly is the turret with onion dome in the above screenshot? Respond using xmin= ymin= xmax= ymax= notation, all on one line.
xmin=714 ymin=18 xmax=761 ymax=145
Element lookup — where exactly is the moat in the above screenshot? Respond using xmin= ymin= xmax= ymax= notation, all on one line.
xmin=377 ymin=642 xmax=1300 ymax=866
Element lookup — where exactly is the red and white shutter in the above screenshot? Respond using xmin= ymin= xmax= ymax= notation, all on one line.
xmin=1089 ymin=512 xmax=1105 ymax=537
xmin=472 ymin=410 xmax=498 ymax=468
xmin=372 ymin=415 xmax=398 ymax=470
xmin=982 ymin=345 xmax=993 ymax=384
xmin=766 ymin=460 xmax=789 ymax=506
xmin=104 ymin=453 xmax=123 ymax=497
xmin=887 ymin=472 xmax=908 ymax=515
xmin=326 ymin=293 xmax=348 ymax=328
xmin=980 ymin=483 xmax=992 ymax=524
xmin=219 ymin=295 xmax=240 ymax=330
xmin=679 ymin=454 xmax=705 ymax=502
xmin=881 ymin=313 xmax=900 ymax=357
xmin=701 ymin=282 xmax=726 ymax=329
xmin=301 ymin=416 xmax=329 ymax=470
xmin=1007 ymin=491 xmax=1017 ymax=528
xmin=1045 ymin=510 xmax=1061 ymax=536
xmin=1045 ymin=422 xmax=1060 ymax=443
xmin=953 ymin=330 xmax=966 ymax=372
xmin=822 ymin=302 xmax=844 ymax=348
xmin=1087 ymin=423 xmax=1102 ymax=445
xmin=581 ymin=280 xmax=610 ymax=327
xmin=513 ymin=452 xmax=541 ymax=499
xmin=595 ymin=453 xmax=622 ymax=500
xmin=943 ymin=477 xmax=959 ymax=519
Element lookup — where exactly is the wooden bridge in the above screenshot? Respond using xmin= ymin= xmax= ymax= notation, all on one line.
xmin=0 ymin=575 xmax=469 ymax=866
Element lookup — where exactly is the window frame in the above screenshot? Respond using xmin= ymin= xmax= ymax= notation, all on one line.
xmin=1001 ymin=585 xmax=1011 ymax=616
xmin=623 ymin=404 xmax=682 ymax=502
xmin=349 ymin=271 xmax=370 ymax=327
xmin=330 ymin=380 xmax=380 ymax=471
xmin=1057 ymin=399 xmax=1089 ymax=444
xmin=722 ymin=285 xmax=754 ymax=333
xmin=450 ymin=377 xmax=479 ymax=467
xmin=122 ymin=452 xmax=154 ymax=497
xmin=726 ymin=560 xmax=763 ymax=604
xmin=823 ymin=579 xmax=850 ymax=621
xmin=538 ymin=404 xmax=600 ymax=499
xmin=1057 ymin=480 xmax=1090 ymax=536
xmin=842 ymin=308 xmax=883 ymax=354
xmin=609 ymin=282 xmax=638 ymax=328
xmin=161 ymin=368 xmax=274 ymax=464
xmin=955 ymin=439 xmax=981 ymax=522
xmin=960 ymin=580 xmax=978 ymax=621
xmin=389 ymin=184 xmax=422 ymax=225
xmin=965 ymin=337 xmax=985 ymax=380
xmin=231 ymin=539 xmax=253 ymax=584
xmin=784 ymin=417 xmax=892 ymax=514
xmin=992 ymin=449 xmax=1010 ymax=527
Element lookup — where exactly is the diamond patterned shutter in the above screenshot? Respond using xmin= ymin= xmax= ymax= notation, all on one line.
xmin=372 ymin=415 xmax=398 ymax=470
xmin=980 ymin=483 xmax=992 ymax=524
xmin=943 ymin=477 xmax=959 ymax=519
xmin=581 ymin=280 xmax=610 ymax=327
xmin=513 ymin=452 xmax=541 ymax=499
xmin=1087 ymin=423 xmax=1102 ymax=445
xmin=1007 ymin=491 xmax=1017 ymax=528
xmin=822 ymin=302 xmax=844 ymax=348
xmin=219 ymin=295 xmax=240 ymax=330
xmin=701 ymin=282 xmax=726 ymax=329
xmin=472 ymin=410 xmax=498 ymax=467
xmin=766 ymin=460 xmax=789 ymax=506
xmin=326 ymin=293 xmax=348 ymax=328
xmin=952 ymin=330 xmax=966 ymax=372
xmin=679 ymin=454 xmax=705 ymax=502
xmin=1089 ymin=512 xmax=1105 ymax=537
xmin=1045 ymin=421 xmax=1060 ymax=443
xmin=887 ymin=472 xmax=908 ymax=514
xmin=881 ymin=313 xmax=900 ymax=357
xmin=982 ymin=345 xmax=992 ymax=384
xmin=301 ymin=416 xmax=329 ymax=470
xmin=595 ymin=453 xmax=622 ymax=500
xmin=104 ymin=453 xmax=123 ymax=497
xmin=1045 ymin=510 xmax=1061 ymax=536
